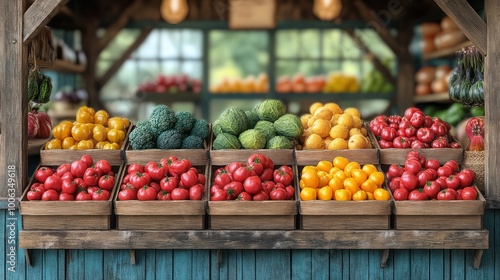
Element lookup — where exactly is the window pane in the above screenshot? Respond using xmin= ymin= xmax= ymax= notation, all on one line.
xmin=134 ymin=30 xmax=160 ymax=59
xmin=276 ymin=60 xmax=298 ymax=78
xmin=356 ymin=29 xmax=396 ymax=60
xmin=137 ymin=60 xmax=161 ymax=83
xmin=341 ymin=61 xmax=361 ymax=78
xmin=276 ymin=30 xmax=299 ymax=58
xmin=181 ymin=61 xmax=203 ymax=80
xmin=159 ymin=30 xmax=181 ymax=58
xmin=323 ymin=30 xmax=342 ymax=59
xmin=97 ymin=60 xmax=113 ymax=78
xmin=159 ymin=61 xmax=181 ymax=75
xmin=297 ymin=61 xmax=321 ymax=76
xmin=181 ymin=30 xmax=202 ymax=58
xmin=341 ymin=31 xmax=362 ymax=59
xmin=100 ymin=29 xmax=141 ymax=60
xmin=322 ymin=61 xmax=341 ymax=73
xmin=300 ymin=29 xmax=320 ymax=59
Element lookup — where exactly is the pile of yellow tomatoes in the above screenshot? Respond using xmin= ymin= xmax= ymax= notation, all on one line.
xmin=45 ymin=106 xmax=130 ymax=150
xmin=299 ymin=156 xmax=390 ymax=201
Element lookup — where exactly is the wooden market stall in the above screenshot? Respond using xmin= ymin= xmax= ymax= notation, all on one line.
xmin=1 ymin=0 xmax=499 ymax=278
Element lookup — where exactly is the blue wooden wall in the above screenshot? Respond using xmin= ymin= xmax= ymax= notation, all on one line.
xmin=3 ymin=209 xmax=499 ymax=280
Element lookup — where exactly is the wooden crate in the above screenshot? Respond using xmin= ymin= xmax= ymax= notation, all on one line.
xmin=20 ymin=164 xmax=123 ymax=230
xmin=116 ymin=151 xmax=209 ymax=230
xmin=39 ymin=125 xmax=132 ymax=166
xmin=393 ymin=186 xmax=486 ymax=230
xmin=295 ymin=124 xmax=379 ymax=165
xmin=297 ymin=165 xmax=391 ymax=230
xmin=207 ymin=151 xmax=298 ymax=230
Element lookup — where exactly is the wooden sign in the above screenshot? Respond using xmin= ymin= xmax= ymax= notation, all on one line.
xmin=229 ymin=0 xmax=276 ymax=29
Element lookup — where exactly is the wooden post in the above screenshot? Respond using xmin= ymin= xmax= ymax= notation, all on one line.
xmin=0 ymin=0 xmax=27 ymax=202
xmin=485 ymin=0 xmax=500 ymax=199
xmin=81 ymin=19 xmax=104 ymax=110
xmin=395 ymin=18 xmax=415 ymax=115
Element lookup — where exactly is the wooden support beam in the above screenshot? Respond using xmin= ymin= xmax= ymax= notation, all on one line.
xmin=82 ymin=19 xmax=104 ymax=110
xmin=395 ymin=17 xmax=415 ymax=115
xmin=97 ymin=0 xmax=143 ymax=54
xmin=1 ymin=0 xmax=27 ymax=199
xmin=23 ymin=0 xmax=66 ymax=44
xmin=433 ymin=0 xmax=487 ymax=55
xmin=346 ymin=29 xmax=396 ymax=86
xmin=484 ymin=0 xmax=500 ymax=199
xmin=352 ymin=0 xmax=403 ymax=57
xmin=97 ymin=26 xmax=153 ymax=89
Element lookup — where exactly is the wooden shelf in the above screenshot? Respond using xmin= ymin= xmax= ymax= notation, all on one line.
xmin=208 ymin=93 xmax=394 ymax=101
xmin=29 ymin=58 xmax=86 ymax=73
xmin=27 ymin=138 xmax=47 ymax=156
xmin=136 ymin=92 xmax=201 ymax=103
xmin=414 ymin=93 xmax=451 ymax=103
xmin=422 ymin=41 xmax=473 ymax=60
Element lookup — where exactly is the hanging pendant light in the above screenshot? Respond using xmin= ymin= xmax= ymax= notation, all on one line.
xmin=313 ymin=0 xmax=342 ymax=21
xmin=160 ymin=0 xmax=189 ymax=24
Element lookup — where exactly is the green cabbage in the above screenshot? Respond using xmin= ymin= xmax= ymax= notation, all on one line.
xmin=245 ymin=110 xmax=259 ymax=129
xmin=253 ymin=120 xmax=276 ymax=142
xmin=266 ymin=136 xmax=294 ymax=149
xmin=238 ymin=129 xmax=266 ymax=149
xmin=256 ymin=99 xmax=286 ymax=122
xmin=274 ymin=114 xmax=303 ymax=139
xmin=212 ymin=133 xmax=242 ymax=150
xmin=217 ymin=108 xmax=248 ymax=136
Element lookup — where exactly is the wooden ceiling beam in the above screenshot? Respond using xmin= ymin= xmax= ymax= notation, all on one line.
xmin=97 ymin=26 xmax=154 ymax=89
xmin=353 ymin=0 xmax=404 ymax=57
xmin=23 ymin=0 xmax=67 ymax=44
xmin=433 ymin=0 xmax=487 ymax=55
xmin=97 ymin=0 xmax=143 ymax=54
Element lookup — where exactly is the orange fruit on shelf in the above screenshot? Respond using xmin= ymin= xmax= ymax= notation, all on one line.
xmin=337 ymin=113 xmax=354 ymax=128
xmin=333 ymin=156 xmax=349 ymax=170
xmin=323 ymin=102 xmax=342 ymax=115
xmin=313 ymin=107 xmax=333 ymax=121
xmin=343 ymin=178 xmax=360 ymax=194
xmin=301 ymin=169 xmax=320 ymax=189
xmin=304 ymin=133 xmax=324 ymax=149
xmin=351 ymin=168 xmax=368 ymax=186
xmin=317 ymin=186 xmax=334 ymax=200
xmin=309 ymin=102 xmax=324 ymax=115
xmin=343 ymin=107 xmax=361 ymax=119
xmin=312 ymin=119 xmax=332 ymax=138
xmin=344 ymin=161 xmax=361 ymax=174
xmin=374 ymin=188 xmax=390 ymax=201
xmin=327 ymin=138 xmax=348 ymax=150
xmin=360 ymin=179 xmax=378 ymax=193
xmin=330 ymin=124 xmax=349 ymax=140
xmin=361 ymin=164 xmax=378 ymax=176
xmin=300 ymin=187 xmax=317 ymax=201
xmin=369 ymin=171 xmax=385 ymax=187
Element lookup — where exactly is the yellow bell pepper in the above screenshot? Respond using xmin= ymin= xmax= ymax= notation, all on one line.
xmin=107 ymin=128 xmax=125 ymax=144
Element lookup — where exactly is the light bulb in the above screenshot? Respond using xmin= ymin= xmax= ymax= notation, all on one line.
xmin=313 ymin=0 xmax=342 ymax=21
xmin=160 ymin=0 xmax=189 ymax=24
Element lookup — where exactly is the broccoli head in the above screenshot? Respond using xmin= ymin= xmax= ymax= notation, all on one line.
xmin=189 ymin=119 xmax=209 ymax=139
xmin=149 ymin=105 xmax=176 ymax=135
xmin=136 ymin=119 xmax=159 ymax=137
xmin=156 ymin=129 xmax=183 ymax=149
xmin=181 ymin=135 xmax=204 ymax=149
xmin=173 ymin=111 xmax=196 ymax=133
xmin=129 ymin=126 xmax=155 ymax=150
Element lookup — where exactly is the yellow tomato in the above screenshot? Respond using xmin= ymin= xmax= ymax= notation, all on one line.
xmin=317 ymin=171 xmax=330 ymax=188
xmin=103 ymin=142 xmax=120 ymax=150
xmin=76 ymin=106 xmax=95 ymax=123
xmin=76 ymin=139 xmax=94 ymax=150
xmin=328 ymin=177 xmax=343 ymax=191
xmin=52 ymin=122 xmax=73 ymax=141
xmin=107 ymin=128 xmax=125 ymax=144
xmin=45 ymin=139 xmax=62 ymax=150
xmin=369 ymin=172 xmax=385 ymax=187
xmin=373 ymin=188 xmax=390 ymax=201
xmin=328 ymin=167 xmax=340 ymax=175
xmin=343 ymin=178 xmax=360 ymax=195
xmin=352 ymin=190 xmax=368 ymax=201
xmin=301 ymin=169 xmax=319 ymax=188
xmin=362 ymin=164 xmax=378 ymax=176
xmin=333 ymin=156 xmax=349 ymax=170
xmin=95 ymin=141 xmax=110 ymax=149
xmin=334 ymin=189 xmax=351 ymax=201
xmin=317 ymin=186 xmax=334 ymax=200
xmin=344 ymin=161 xmax=361 ymax=174
xmin=121 ymin=118 xmax=131 ymax=129
xmin=71 ymin=124 xmax=91 ymax=142
xmin=93 ymin=124 xmax=107 ymax=142
xmin=107 ymin=117 xmax=125 ymax=130
xmin=350 ymin=168 xmax=368 ymax=186
xmin=93 ymin=110 xmax=110 ymax=126
xmin=301 ymin=166 xmax=317 ymax=175
xmin=300 ymin=187 xmax=317 ymax=201
xmin=360 ymin=179 xmax=378 ymax=193
xmin=316 ymin=160 xmax=333 ymax=172
xmin=366 ymin=192 xmax=374 ymax=200
xmin=61 ymin=137 xmax=75 ymax=149
xmin=333 ymin=170 xmax=349 ymax=182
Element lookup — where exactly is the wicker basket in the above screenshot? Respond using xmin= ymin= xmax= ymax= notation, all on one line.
xmin=463 ymin=151 xmax=485 ymax=193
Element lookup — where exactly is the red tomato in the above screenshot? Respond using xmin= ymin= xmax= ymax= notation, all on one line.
xmin=437 ymin=166 xmax=453 ymax=177
xmin=416 ymin=127 xmax=435 ymax=143
xmin=252 ymin=190 xmax=269 ymax=201
xmin=461 ymin=186 xmax=478 ymax=200
xmin=265 ymin=157 xmax=274 ymax=170
xmin=189 ymin=184 xmax=205 ymax=200
xmin=456 ymin=189 xmax=463 ymax=200
xmin=454 ymin=171 xmax=472 ymax=188
xmin=404 ymin=127 xmax=417 ymax=138
xmin=35 ymin=167 xmax=54 ymax=183
xmin=30 ymin=183 xmax=46 ymax=193
xmin=243 ymin=176 xmax=262 ymax=195
xmin=270 ymin=188 xmax=287 ymax=200
xmin=92 ymin=189 xmax=110 ymax=200
xmin=398 ymin=118 xmax=410 ymax=130
xmin=435 ymin=176 xmax=448 ymax=190
xmin=71 ymin=160 xmax=88 ymax=178
xmin=388 ymin=177 xmax=401 ymax=193
xmin=211 ymin=186 xmax=230 ymax=201
xmin=122 ymin=174 xmax=131 ymax=184
xmin=83 ymin=168 xmax=100 ymax=186
xmin=423 ymin=169 xmax=438 ymax=181
xmin=409 ymin=111 xmax=425 ymax=128
xmin=128 ymin=164 xmax=144 ymax=174
xmin=157 ymin=190 xmax=172 ymax=201
xmin=450 ymin=142 xmax=462 ymax=149
xmin=404 ymin=107 xmax=421 ymax=121
xmin=87 ymin=186 xmax=99 ymax=195
xmin=408 ymin=188 xmax=428 ymax=200
xmin=137 ymin=185 xmax=157 ymax=200
xmin=285 ymin=185 xmax=295 ymax=200
xmin=59 ymin=193 xmax=75 ymax=201
xmin=378 ymin=139 xmax=394 ymax=149
xmin=75 ymin=191 xmax=92 ymax=201
xmin=180 ymin=169 xmax=199 ymax=189
xmin=61 ymin=179 xmax=77 ymax=194
xmin=98 ymin=175 xmax=115 ymax=191
xmin=129 ymin=172 xmax=152 ymax=190
xmin=437 ymin=188 xmax=456 ymax=200
xmin=236 ymin=191 xmax=253 ymax=201
xmin=60 ymin=171 xmax=74 ymax=182
xmin=198 ymin=173 xmax=206 ymax=185
xmin=171 ymin=188 xmax=189 ymax=200
xmin=423 ymin=116 xmax=434 ymax=128
xmin=432 ymin=137 xmax=449 ymax=148
xmin=233 ymin=166 xmax=254 ymax=183
xmin=431 ymin=119 xmax=449 ymax=135
xmin=411 ymin=140 xmax=426 ymax=149
xmin=80 ymin=154 xmax=93 ymax=168
xmin=74 ymin=178 xmax=88 ymax=192
xmin=444 ymin=160 xmax=459 ymax=174
xmin=44 ymin=175 xmax=62 ymax=192
xmin=27 ymin=189 xmax=43 ymax=200
xmin=118 ymin=188 xmax=137 ymax=200
xmin=380 ymin=126 xmax=398 ymax=141
xmin=169 ymin=159 xmax=190 ymax=177
xmin=423 ymin=181 xmax=440 ymax=198
xmin=259 ymin=168 xmax=274 ymax=182
xmin=145 ymin=161 xmax=169 ymax=181
xmin=393 ymin=136 xmax=411 ymax=149
xmin=461 ymin=168 xmax=477 ymax=182
xmin=393 ymin=188 xmax=409 ymax=201
xmin=404 ymin=159 xmax=422 ymax=175
xmin=445 ymin=175 xmax=461 ymax=189
xmin=425 ymin=159 xmax=441 ymax=171
xmin=248 ymin=162 xmax=264 ymax=176
xmin=416 ymin=171 xmax=431 ymax=188
xmin=247 ymin=154 xmax=269 ymax=169
xmin=41 ymin=189 xmax=59 ymax=201
xmin=223 ymin=181 xmax=243 ymax=199
xmin=273 ymin=166 xmax=293 ymax=186
xmin=214 ymin=167 xmax=228 ymax=177
xmin=160 ymin=176 xmax=179 ymax=193
xmin=261 ymin=181 xmax=276 ymax=195
xmin=400 ymin=171 xmax=418 ymax=192
xmin=387 ymin=164 xmax=404 ymax=178
xmin=388 ymin=115 xmax=402 ymax=124
xmin=56 ymin=164 xmax=71 ymax=177
xmin=120 ymin=183 xmax=135 ymax=191
xmin=226 ymin=162 xmax=244 ymax=175
xmin=95 ymin=159 xmax=112 ymax=175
